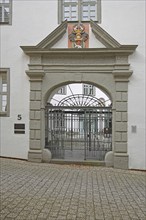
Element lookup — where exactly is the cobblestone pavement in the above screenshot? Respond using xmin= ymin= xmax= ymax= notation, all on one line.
xmin=0 ymin=158 xmax=146 ymax=220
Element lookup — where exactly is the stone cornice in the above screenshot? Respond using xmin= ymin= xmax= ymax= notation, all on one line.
xmin=112 ymin=70 xmax=133 ymax=81
xmin=26 ymin=70 xmax=45 ymax=81
xmin=20 ymin=46 xmax=137 ymax=57
xmin=36 ymin=20 xmax=67 ymax=48
xmin=20 ymin=19 xmax=137 ymax=57
xmin=90 ymin=20 xmax=121 ymax=48
xmin=20 ymin=19 xmax=137 ymax=59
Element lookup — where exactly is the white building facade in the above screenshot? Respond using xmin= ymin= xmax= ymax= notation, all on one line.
xmin=0 ymin=0 xmax=145 ymax=170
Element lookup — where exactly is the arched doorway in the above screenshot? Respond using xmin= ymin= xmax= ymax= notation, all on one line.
xmin=45 ymin=83 xmax=112 ymax=161
xmin=21 ymin=44 xmax=136 ymax=169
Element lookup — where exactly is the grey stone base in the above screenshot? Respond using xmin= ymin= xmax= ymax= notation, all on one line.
xmin=28 ymin=150 xmax=42 ymax=163
xmin=105 ymin=151 xmax=114 ymax=167
xmin=42 ymin=149 xmax=52 ymax=163
xmin=114 ymin=153 xmax=129 ymax=169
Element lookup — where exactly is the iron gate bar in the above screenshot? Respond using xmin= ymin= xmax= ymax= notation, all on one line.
xmin=46 ymin=106 xmax=112 ymax=110
xmin=47 ymin=110 xmax=112 ymax=114
xmin=84 ymin=110 xmax=87 ymax=160
xmin=71 ymin=113 xmax=73 ymax=151
xmin=57 ymin=94 xmax=110 ymax=107
xmin=45 ymin=105 xmax=112 ymax=161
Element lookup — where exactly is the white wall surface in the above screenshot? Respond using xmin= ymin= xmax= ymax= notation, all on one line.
xmin=0 ymin=0 xmax=145 ymax=169
xmin=0 ymin=0 xmax=58 ymax=159
xmin=100 ymin=0 xmax=145 ymax=169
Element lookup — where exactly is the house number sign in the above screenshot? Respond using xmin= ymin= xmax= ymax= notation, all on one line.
xmin=17 ymin=114 xmax=22 ymax=120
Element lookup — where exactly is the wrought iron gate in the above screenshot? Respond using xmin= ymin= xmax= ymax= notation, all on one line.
xmin=45 ymin=106 xmax=112 ymax=161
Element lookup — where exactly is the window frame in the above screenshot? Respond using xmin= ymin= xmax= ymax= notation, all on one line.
xmin=0 ymin=0 xmax=12 ymax=25
xmin=83 ymin=84 xmax=95 ymax=96
xmin=57 ymin=86 xmax=67 ymax=95
xmin=58 ymin=0 xmax=101 ymax=23
xmin=0 ymin=68 xmax=10 ymax=117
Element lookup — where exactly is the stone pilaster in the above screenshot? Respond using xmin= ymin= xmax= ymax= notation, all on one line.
xmin=26 ymin=70 xmax=45 ymax=162
xmin=113 ymin=70 xmax=132 ymax=169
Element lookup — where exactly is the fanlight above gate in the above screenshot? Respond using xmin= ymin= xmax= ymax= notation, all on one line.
xmin=57 ymin=94 xmax=110 ymax=107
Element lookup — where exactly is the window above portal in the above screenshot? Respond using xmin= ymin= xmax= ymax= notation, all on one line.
xmin=58 ymin=0 xmax=101 ymax=23
xmin=0 ymin=0 xmax=12 ymax=25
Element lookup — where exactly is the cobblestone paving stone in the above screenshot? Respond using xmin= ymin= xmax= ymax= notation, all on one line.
xmin=0 ymin=158 xmax=146 ymax=220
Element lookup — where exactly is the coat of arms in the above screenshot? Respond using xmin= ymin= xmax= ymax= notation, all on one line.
xmin=69 ymin=23 xmax=89 ymax=48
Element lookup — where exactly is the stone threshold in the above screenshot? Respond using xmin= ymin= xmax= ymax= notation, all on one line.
xmin=50 ymin=159 xmax=105 ymax=166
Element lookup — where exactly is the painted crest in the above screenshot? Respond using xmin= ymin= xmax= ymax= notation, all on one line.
xmin=69 ymin=23 xmax=89 ymax=48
